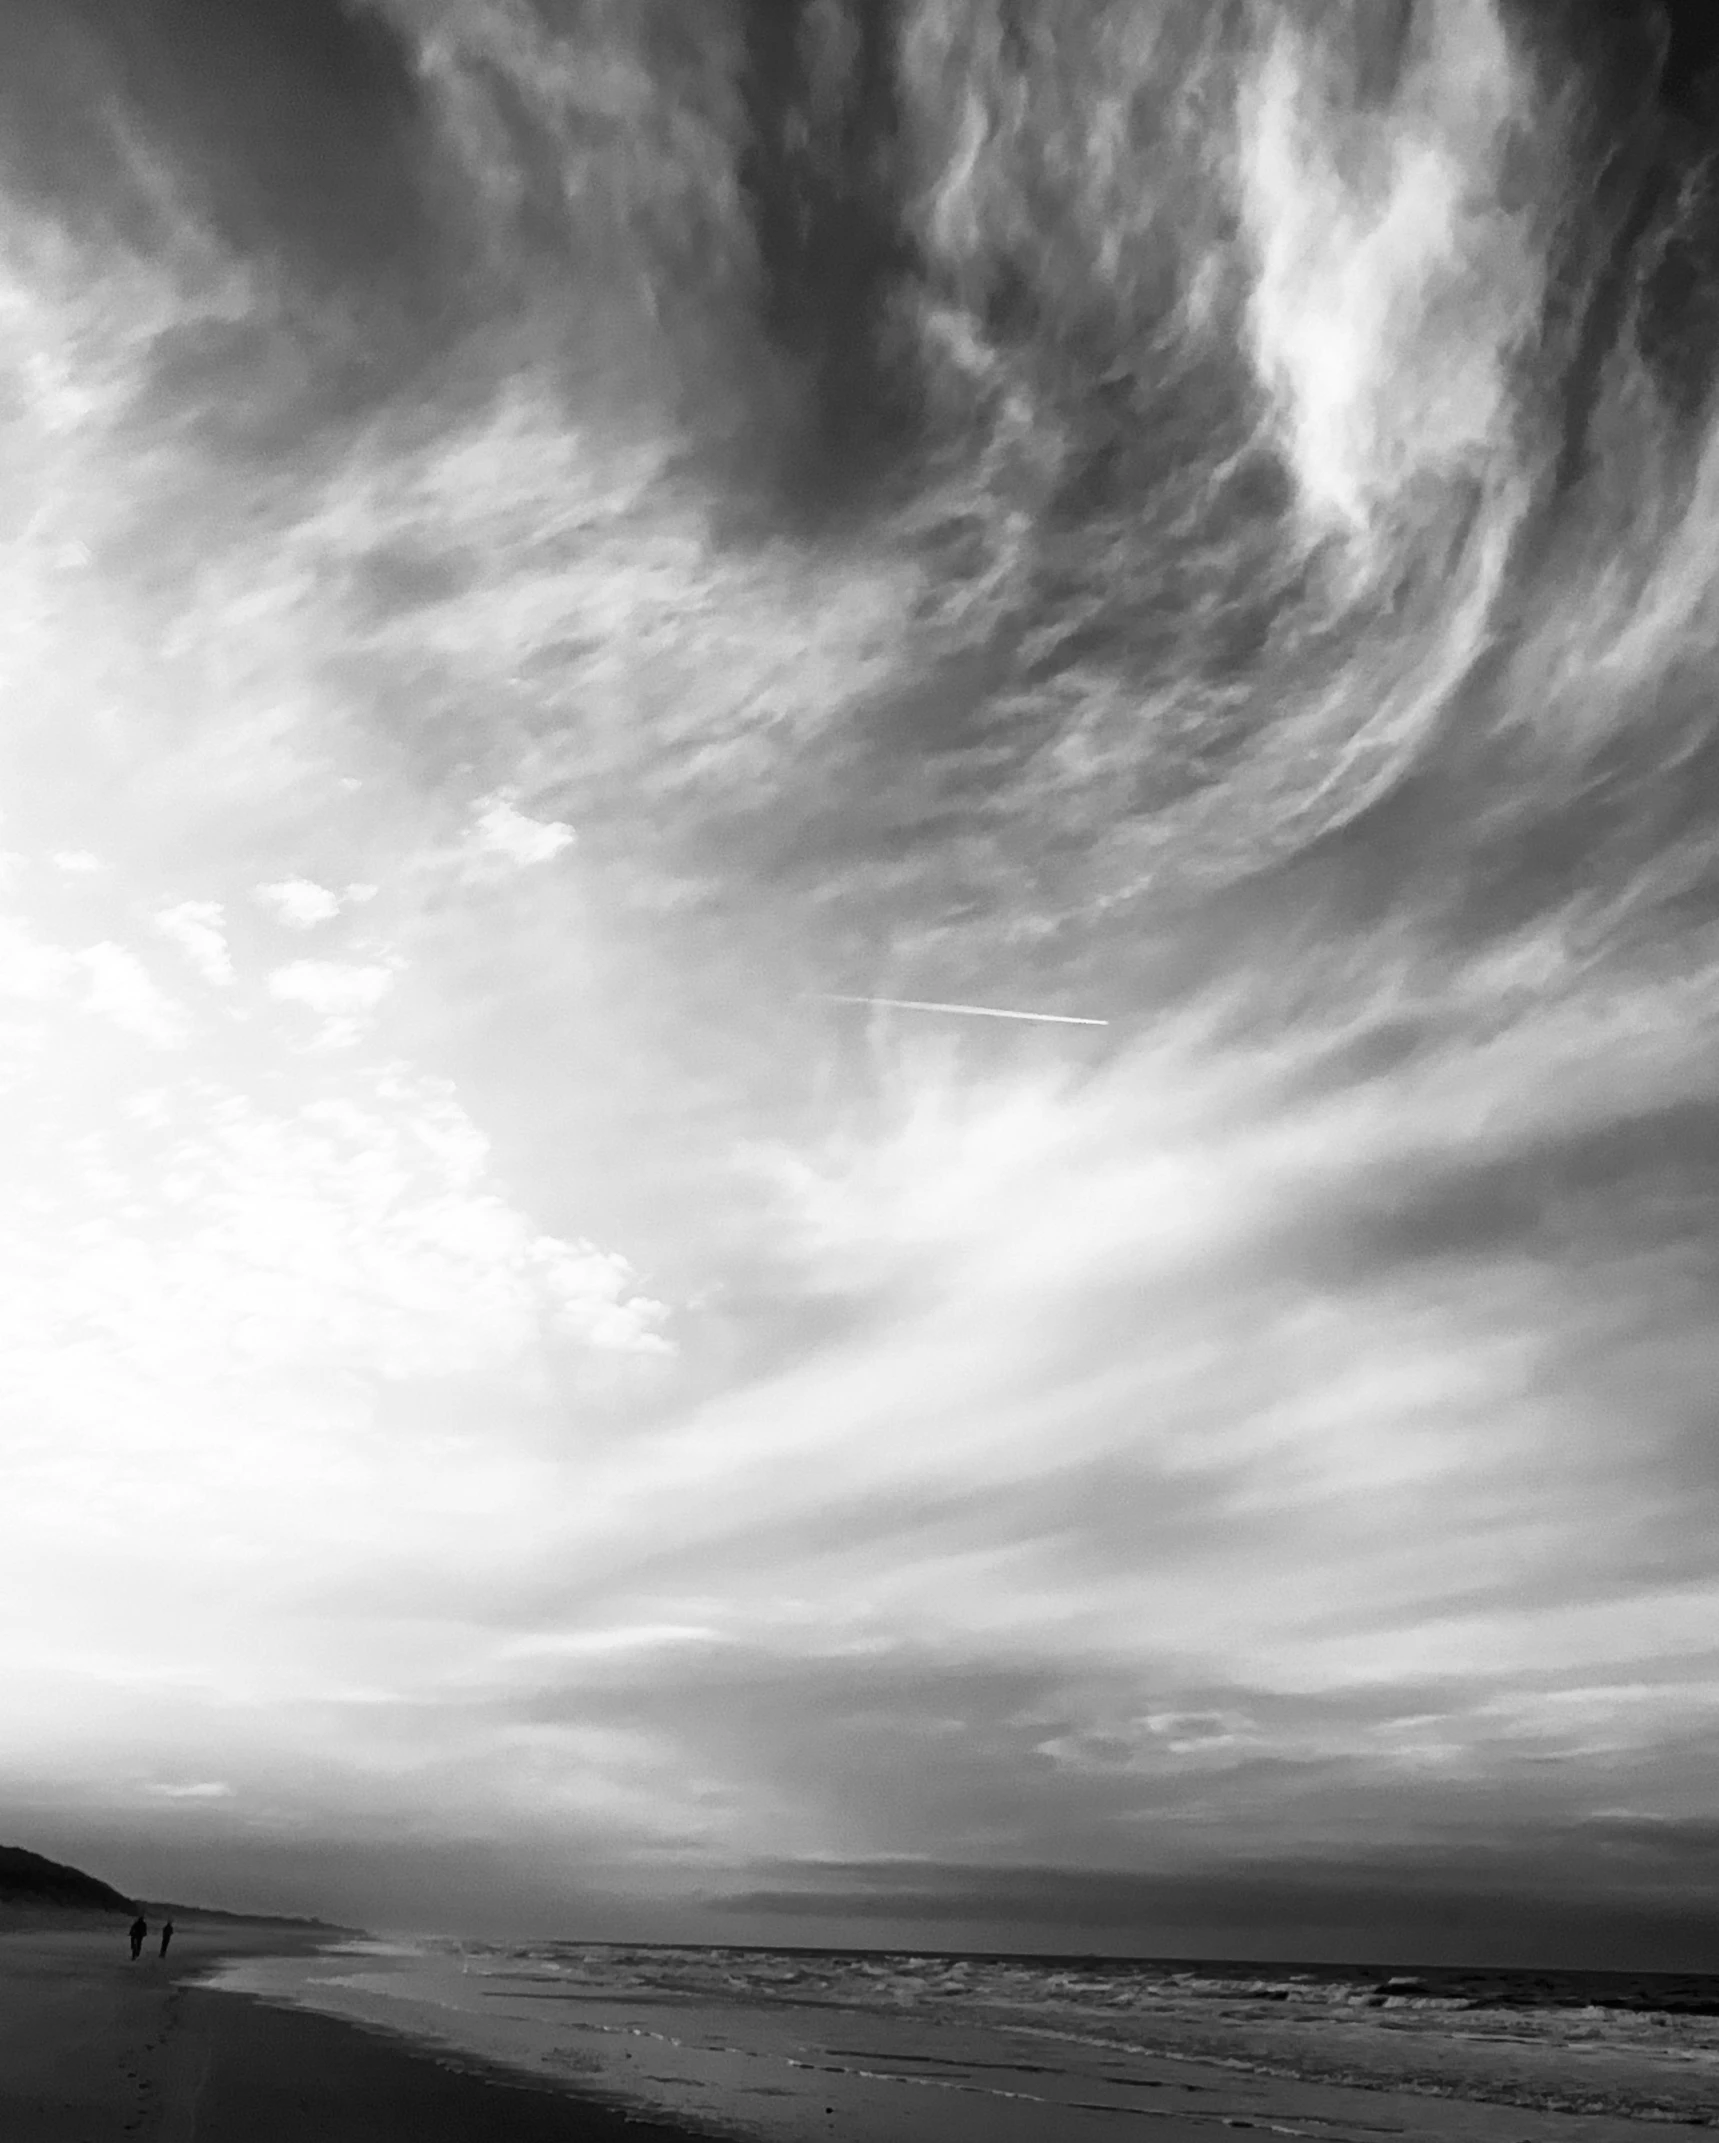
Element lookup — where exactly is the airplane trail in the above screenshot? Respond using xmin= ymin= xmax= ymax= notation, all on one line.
xmin=814 ymin=994 xmax=1109 ymax=1027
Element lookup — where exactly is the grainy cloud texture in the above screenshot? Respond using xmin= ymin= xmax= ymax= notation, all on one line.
xmin=4 ymin=0 xmax=1719 ymax=1964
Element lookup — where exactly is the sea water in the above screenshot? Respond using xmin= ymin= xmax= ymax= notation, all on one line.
xmin=202 ymin=1941 xmax=1719 ymax=2141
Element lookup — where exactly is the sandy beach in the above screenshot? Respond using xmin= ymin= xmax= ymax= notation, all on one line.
xmin=196 ymin=1938 xmax=1719 ymax=2143
xmin=0 ymin=1919 xmax=710 ymax=2142
xmin=6 ymin=1916 xmax=1715 ymax=2142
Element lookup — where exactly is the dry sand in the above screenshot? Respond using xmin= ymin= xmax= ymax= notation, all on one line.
xmin=0 ymin=1918 xmax=711 ymax=2141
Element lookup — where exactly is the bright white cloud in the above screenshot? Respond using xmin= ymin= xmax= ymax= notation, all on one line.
xmin=532 ymin=1235 xmax=672 ymax=1353
xmin=52 ymin=850 xmax=103 ymax=874
xmin=0 ymin=914 xmax=75 ymax=1002
xmin=1238 ymin=0 xmax=1542 ymax=540
xmin=464 ymin=792 xmax=576 ymax=875
xmin=254 ymin=878 xmax=343 ymax=928
xmin=267 ymin=959 xmax=397 ymax=1018
xmin=77 ymin=943 xmax=188 ymax=1049
xmin=0 ymin=1059 xmax=671 ymax=1402
xmin=156 ymin=900 xmax=234 ymax=986
xmin=40 ymin=1073 xmax=663 ymax=1382
xmin=1 ymin=1056 xmax=674 ymax=1669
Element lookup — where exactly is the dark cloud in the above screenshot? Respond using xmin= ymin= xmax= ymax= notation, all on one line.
xmin=1579 ymin=1811 xmax=1719 ymax=1863
xmin=0 ymin=0 xmax=435 ymax=279
xmin=1290 ymin=1096 xmax=1719 ymax=1286
xmin=719 ymin=1842 xmax=1719 ymax=1968
xmin=732 ymin=0 xmax=919 ymax=515
xmin=30 ymin=0 xmax=1719 ymax=962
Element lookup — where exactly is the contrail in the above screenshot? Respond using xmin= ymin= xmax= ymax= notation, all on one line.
xmin=813 ymin=994 xmax=1109 ymax=1027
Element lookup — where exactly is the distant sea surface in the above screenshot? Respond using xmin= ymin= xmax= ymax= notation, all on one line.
xmin=206 ymin=1939 xmax=1719 ymax=2141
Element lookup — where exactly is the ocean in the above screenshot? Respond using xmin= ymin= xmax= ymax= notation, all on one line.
xmin=204 ymin=1938 xmax=1719 ymax=2140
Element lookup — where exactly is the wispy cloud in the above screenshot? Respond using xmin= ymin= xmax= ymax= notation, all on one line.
xmin=0 ymin=0 xmax=1715 ymax=1955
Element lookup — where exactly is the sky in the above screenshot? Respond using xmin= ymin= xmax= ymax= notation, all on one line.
xmin=4 ymin=0 xmax=1719 ymax=1968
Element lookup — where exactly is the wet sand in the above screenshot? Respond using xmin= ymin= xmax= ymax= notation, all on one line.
xmin=9 ymin=1919 xmax=1714 ymax=2142
xmin=205 ymin=1941 xmax=1719 ymax=2143
xmin=0 ymin=1920 xmax=711 ymax=2141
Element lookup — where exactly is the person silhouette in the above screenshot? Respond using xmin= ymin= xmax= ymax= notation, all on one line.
xmin=159 ymin=1919 xmax=174 ymax=1959
xmin=128 ymin=1915 xmax=147 ymax=1960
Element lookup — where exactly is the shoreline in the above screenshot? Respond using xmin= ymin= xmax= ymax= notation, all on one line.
xmin=9 ymin=1918 xmax=1712 ymax=2142
xmin=179 ymin=1937 xmax=1719 ymax=2142
xmin=0 ymin=1919 xmax=723 ymax=2142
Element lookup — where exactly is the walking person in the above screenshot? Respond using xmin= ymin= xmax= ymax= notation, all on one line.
xmin=158 ymin=1919 xmax=174 ymax=1960
xmin=128 ymin=1914 xmax=147 ymax=1961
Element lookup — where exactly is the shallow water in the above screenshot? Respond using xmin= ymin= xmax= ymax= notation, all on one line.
xmin=204 ymin=1941 xmax=1719 ymax=2141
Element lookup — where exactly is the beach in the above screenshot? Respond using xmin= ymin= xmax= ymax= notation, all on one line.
xmin=194 ymin=1938 xmax=1719 ymax=2142
xmin=0 ymin=1920 xmax=705 ymax=2142
xmin=7 ymin=1919 xmax=1716 ymax=2141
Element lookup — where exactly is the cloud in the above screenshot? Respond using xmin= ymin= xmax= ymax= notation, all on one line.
xmin=462 ymin=793 xmax=575 ymax=876
xmin=0 ymin=1070 xmax=672 ymax=1392
xmin=0 ymin=915 xmax=75 ymax=1003
xmin=77 ymin=944 xmax=188 ymax=1049
xmin=254 ymin=879 xmax=343 ymax=928
xmin=713 ymin=1844 xmax=1719 ymax=1965
xmin=145 ymin=1781 xmax=234 ymax=1802
xmin=155 ymin=901 xmax=234 ymax=986
xmin=1237 ymin=0 xmax=1545 ymax=541
xmin=266 ymin=959 xmax=398 ymax=1027
xmin=0 ymin=1035 xmax=676 ymax=1820
xmin=0 ymin=0 xmax=1716 ymax=1957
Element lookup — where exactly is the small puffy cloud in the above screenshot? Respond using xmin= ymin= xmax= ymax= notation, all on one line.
xmin=77 ymin=943 xmax=188 ymax=1048
xmin=146 ymin=1781 xmax=234 ymax=1800
xmin=0 ymin=916 xmax=75 ymax=1001
xmin=51 ymin=851 xmax=103 ymax=874
xmin=3 ymin=925 xmax=198 ymax=1047
xmin=530 ymin=1236 xmax=673 ymax=1354
xmin=463 ymin=792 xmax=575 ymax=877
xmin=155 ymin=901 xmax=234 ymax=986
xmin=254 ymin=878 xmax=342 ymax=928
xmin=267 ymin=959 xmax=397 ymax=1018
xmin=0 ymin=1068 xmax=673 ymax=1488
